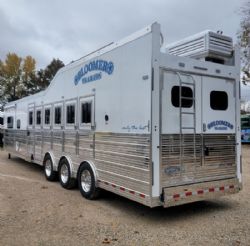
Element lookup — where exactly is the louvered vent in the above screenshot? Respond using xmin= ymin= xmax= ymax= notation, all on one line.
xmin=166 ymin=30 xmax=233 ymax=62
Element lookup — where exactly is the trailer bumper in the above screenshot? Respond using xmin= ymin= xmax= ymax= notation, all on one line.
xmin=163 ymin=178 xmax=241 ymax=208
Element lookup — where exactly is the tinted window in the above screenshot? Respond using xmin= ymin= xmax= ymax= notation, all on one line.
xmin=29 ymin=111 xmax=33 ymax=125
xmin=210 ymin=91 xmax=228 ymax=110
xmin=171 ymin=86 xmax=193 ymax=108
xmin=7 ymin=116 xmax=13 ymax=128
xmin=54 ymin=107 xmax=61 ymax=125
xmin=44 ymin=108 xmax=50 ymax=125
xmin=81 ymin=102 xmax=92 ymax=124
xmin=66 ymin=105 xmax=75 ymax=124
xmin=17 ymin=119 xmax=21 ymax=129
xmin=36 ymin=110 xmax=41 ymax=125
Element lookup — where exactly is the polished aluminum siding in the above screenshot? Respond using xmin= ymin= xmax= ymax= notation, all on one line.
xmin=95 ymin=133 xmax=151 ymax=195
xmin=161 ymin=134 xmax=236 ymax=188
xmin=4 ymin=129 xmax=151 ymax=203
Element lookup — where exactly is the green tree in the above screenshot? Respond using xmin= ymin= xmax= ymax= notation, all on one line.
xmin=36 ymin=58 xmax=64 ymax=89
xmin=238 ymin=1 xmax=250 ymax=84
xmin=0 ymin=55 xmax=64 ymax=107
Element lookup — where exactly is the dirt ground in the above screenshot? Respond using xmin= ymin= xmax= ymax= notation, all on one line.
xmin=0 ymin=146 xmax=249 ymax=246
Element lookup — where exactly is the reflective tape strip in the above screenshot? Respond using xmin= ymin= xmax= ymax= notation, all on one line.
xmin=167 ymin=184 xmax=237 ymax=201
xmin=98 ymin=180 xmax=146 ymax=199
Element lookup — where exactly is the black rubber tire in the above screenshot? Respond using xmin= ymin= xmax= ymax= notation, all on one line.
xmin=43 ymin=154 xmax=57 ymax=181
xmin=78 ymin=162 xmax=100 ymax=200
xmin=58 ymin=158 xmax=76 ymax=189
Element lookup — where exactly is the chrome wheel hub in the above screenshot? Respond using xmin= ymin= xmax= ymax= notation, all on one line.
xmin=61 ymin=164 xmax=69 ymax=184
xmin=81 ymin=170 xmax=92 ymax=193
xmin=45 ymin=159 xmax=52 ymax=177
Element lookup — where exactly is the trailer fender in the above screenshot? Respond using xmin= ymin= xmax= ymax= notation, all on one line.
xmin=58 ymin=155 xmax=76 ymax=178
xmin=44 ymin=152 xmax=57 ymax=171
xmin=78 ymin=160 xmax=99 ymax=187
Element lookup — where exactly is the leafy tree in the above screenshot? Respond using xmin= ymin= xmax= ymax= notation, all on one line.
xmin=0 ymin=53 xmax=22 ymax=102
xmin=238 ymin=1 xmax=250 ymax=84
xmin=36 ymin=58 xmax=64 ymax=89
xmin=22 ymin=56 xmax=37 ymax=96
xmin=0 ymin=55 xmax=64 ymax=107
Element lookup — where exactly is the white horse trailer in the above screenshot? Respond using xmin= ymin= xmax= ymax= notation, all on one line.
xmin=4 ymin=23 xmax=242 ymax=207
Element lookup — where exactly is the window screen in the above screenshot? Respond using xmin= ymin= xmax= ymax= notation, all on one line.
xmin=44 ymin=108 xmax=50 ymax=125
xmin=210 ymin=91 xmax=228 ymax=110
xmin=36 ymin=110 xmax=41 ymax=125
xmin=29 ymin=111 xmax=33 ymax=125
xmin=17 ymin=119 xmax=21 ymax=129
xmin=81 ymin=102 xmax=92 ymax=124
xmin=54 ymin=106 xmax=62 ymax=124
xmin=7 ymin=116 xmax=13 ymax=128
xmin=66 ymin=104 xmax=75 ymax=124
xmin=171 ymin=86 xmax=193 ymax=108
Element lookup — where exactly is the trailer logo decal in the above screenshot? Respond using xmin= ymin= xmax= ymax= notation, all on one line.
xmin=74 ymin=60 xmax=114 ymax=85
xmin=207 ymin=120 xmax=233 ymax=130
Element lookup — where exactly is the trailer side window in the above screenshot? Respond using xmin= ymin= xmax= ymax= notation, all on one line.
xmin=17 ymin=119 xmax=21 ymax=129
xmin=36 ymin=110 xmax=41 ymax=125
xmin=54 ymin=106 xmax=62 ymax=125
xmin=29 ymin=111 xmax=33 ymax=125
xmin=171 ymin=86 xmax=193 ymax=108
xmin=81 ymin=102 xmax=92 ymax=124
xmin=0 ymin=117 xmax=3 ymax=125
xmin=210 ymin=91 xmax=228 ymax=110
xmin=44 ymin=108 xmax=50 ymax=125
xmin=66 ymin=104 xmax=75 ymax=124
xmin=7 ymin=116 xmax=13 ymax=128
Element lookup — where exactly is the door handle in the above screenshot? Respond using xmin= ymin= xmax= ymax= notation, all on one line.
xmin=204 ymin=146 xmax=209 ymax=156
xmin=203 ymin=123 xmax=206 ymax=132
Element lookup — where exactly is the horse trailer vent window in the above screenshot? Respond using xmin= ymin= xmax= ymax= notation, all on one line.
xmin=81 ymin=102 xmax=92 ymax=124
xmin=17 ymin=119 xmax=21 ymax=129
xmin=210 ymin=91 xmax=228 ymax=110
xmin=36 ymin=110 xmax=41 ymax=125
xmin=171 ymin=86 xmax=193 ymax=108
xmin=54 ymin=107 xmax=62 ymax=125
xmin=44 ymin=108 xmax=50 ymax=125
xmin=67 ymin=105 xmax=75 ymax=124
xmin=29 ymin=111 xmax=33 ymax=125
xmin=7 ymin=116 xmax=13 ymax=128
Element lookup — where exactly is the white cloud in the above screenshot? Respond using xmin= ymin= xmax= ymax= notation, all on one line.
xmin=0 ymin=0 xmax=246 ymax=69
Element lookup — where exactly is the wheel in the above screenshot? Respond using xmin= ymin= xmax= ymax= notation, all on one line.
xmin=44 ymin=154 xmax=57 ymax=181
xmin=58 ymin=158 xmax=76 ymax=189
xmin=78 ymin=162 xmax=100 ymax=199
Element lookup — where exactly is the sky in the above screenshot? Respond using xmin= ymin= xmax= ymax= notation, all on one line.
xmin=0 ymin=0 xmax=249 ymax=99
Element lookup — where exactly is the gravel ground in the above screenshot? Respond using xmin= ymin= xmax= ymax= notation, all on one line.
xmin=0 ymin=146 xmax=250 ymax=246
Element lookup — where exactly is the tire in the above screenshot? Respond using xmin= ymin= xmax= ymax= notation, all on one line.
xmin=44 ymin=154 xmax=57 ymax=181
xmin=58 ymin=158 xmax=76 ymax=189
xmin=78 ymin=162 xmax=100 ymax=200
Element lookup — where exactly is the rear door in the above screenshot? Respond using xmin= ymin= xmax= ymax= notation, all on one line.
xmin=201 ymin=77 xmax=236 ymax=180
xmin=160 ymin=71 xmax=236 ymax=188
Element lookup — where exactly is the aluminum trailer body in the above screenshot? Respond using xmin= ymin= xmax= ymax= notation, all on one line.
xmin=4 ymin=23 xmax=241 ymax=207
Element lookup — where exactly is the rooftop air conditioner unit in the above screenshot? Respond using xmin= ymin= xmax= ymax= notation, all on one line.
xmin=166 ymin=30 xmax=234 ymax=64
